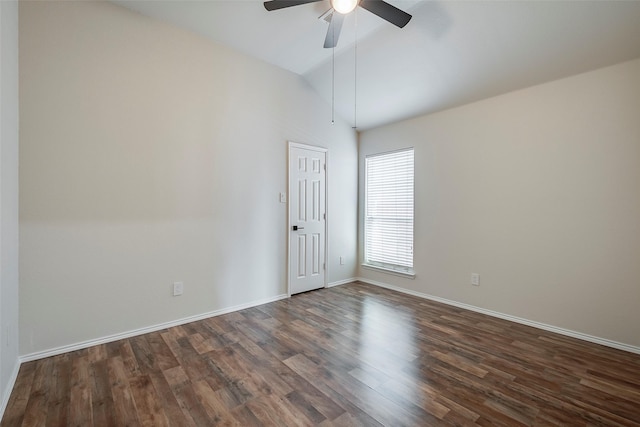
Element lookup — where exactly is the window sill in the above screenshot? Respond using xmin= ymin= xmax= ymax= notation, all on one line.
xmin=361 ymin=264 xmax=415 ymax=279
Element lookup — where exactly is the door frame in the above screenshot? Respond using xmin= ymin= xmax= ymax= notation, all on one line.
xmin=287 ymin=141 xmax=329 ymax=297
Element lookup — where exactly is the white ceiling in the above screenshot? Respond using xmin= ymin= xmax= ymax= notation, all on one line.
xmin=113 ymin=0 xmax=640 ymax=130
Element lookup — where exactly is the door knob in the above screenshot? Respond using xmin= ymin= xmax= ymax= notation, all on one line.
xmin=292 ymin=225 xmax=305 ymax=231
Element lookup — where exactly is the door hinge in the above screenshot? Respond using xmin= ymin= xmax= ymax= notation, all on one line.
xmin=323 ymin=263 xmax=326 ymax=270
xmin=323 ymin=213 xmax=326 ymax=220
xmin=323 ymin=163 xmax=326 ymax=171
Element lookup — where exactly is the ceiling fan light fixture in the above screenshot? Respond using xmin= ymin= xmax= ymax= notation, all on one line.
xmin=331 ymin=0 xmax=358 ymax=15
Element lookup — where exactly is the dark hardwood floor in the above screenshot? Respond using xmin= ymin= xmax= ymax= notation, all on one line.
xmin=2 ymin=282 xmax=640 ymax=426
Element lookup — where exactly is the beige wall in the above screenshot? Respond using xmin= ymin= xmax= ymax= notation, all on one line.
xmin=0 ymin=0 xmax=19 ymax=412
xmin=19 ymin=1 xmax=639 ymax=358
xmin=359 ymin=58 xmax=640 ymax=348
xmin=19 ymin=1 xmax=358 ymax=355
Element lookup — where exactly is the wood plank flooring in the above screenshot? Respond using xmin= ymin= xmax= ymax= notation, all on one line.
xmin=3 ymin=282 xmax=640 ymax=426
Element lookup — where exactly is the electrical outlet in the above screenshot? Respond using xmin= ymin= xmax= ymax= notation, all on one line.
xmin=279 ymin=192 xmax=287 ymax=203
xmin=339 ymin=256 xmax=345 ymax=265
xmin=471 ymin=273 xmax=480 ymax=286
xmin=173 ymin=281 xmax=184 ymax=296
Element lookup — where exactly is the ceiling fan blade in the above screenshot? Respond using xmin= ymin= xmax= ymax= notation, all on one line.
xmin=264 ymin=0 xmax=324 ymax=12
xmin=323 ymin=12 xmax=345 ymax=48
xmin=359 ymin=0 xmax=412 ymax=28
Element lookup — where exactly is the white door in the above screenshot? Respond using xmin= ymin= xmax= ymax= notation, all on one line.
xmin=289 ymin=143 xmax=327 ymax=295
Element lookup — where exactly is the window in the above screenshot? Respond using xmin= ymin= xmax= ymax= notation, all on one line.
xmin=364 ymin=148 xmax=414 ymax=275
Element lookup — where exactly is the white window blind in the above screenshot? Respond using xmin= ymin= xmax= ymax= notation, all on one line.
xmin=364 ymin=148 xmax=414 ymax=273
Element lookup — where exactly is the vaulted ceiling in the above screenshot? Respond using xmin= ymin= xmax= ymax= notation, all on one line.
xmin=113 ymin=0 xmax=640 ymax=130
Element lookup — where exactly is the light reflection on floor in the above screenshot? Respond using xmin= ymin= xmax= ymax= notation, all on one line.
xmin=355 ymin=294 xmax=424 ymax=409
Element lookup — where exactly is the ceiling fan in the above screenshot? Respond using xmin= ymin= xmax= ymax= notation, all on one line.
xmin=264 ymin=0 xmax=412 ymax=48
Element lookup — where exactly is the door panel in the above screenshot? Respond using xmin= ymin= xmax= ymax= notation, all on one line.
xmin=298 ymin=180 xmax=306 ymax=221
xmin=312 ymin=233 xmax=320 ymax=275
xmin=297 ymin=235 xmax=306 ymax=278
xmin=289 ymin=144 xmax=326 ymax=295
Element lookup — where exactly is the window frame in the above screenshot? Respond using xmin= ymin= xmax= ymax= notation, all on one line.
xmin=363 ymin=147 xmax=415 ymax=278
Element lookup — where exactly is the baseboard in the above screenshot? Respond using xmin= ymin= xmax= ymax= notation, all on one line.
xmin=18 ymin=277 xmax=640 ymax=362
xmin=327 ymin=277 xmax=357 ymax=288
xmin=0 ymin=357 xmax=21 ymax=420
xmin=20 ymin=293 xmax=288 ymax=363
xmin=356 ymin=277 xmax=640 ymax=355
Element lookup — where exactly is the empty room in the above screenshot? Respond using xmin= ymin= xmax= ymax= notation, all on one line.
xmin=1 ymin=0 xmax=639 ymax=425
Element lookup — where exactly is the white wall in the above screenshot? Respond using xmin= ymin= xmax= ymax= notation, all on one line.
xmin=359 ymin=58 xmax=640 ymax=348
xmin=0 ymin=0 xmax=20 ymax=415
xmin=19 ymin=1 xmax=357 ymax=356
